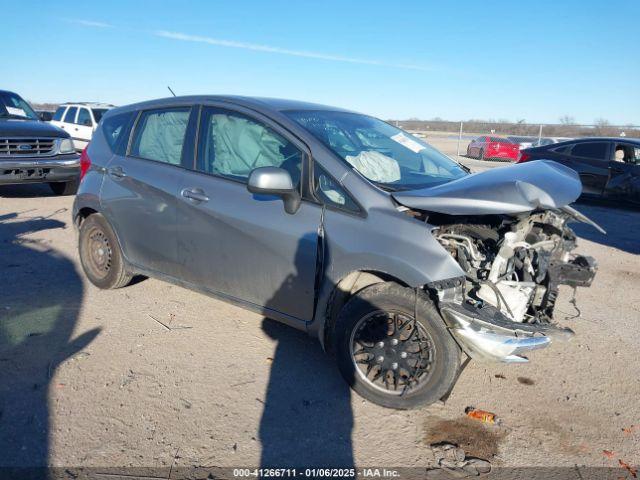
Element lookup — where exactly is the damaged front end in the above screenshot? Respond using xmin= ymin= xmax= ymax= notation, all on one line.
xmin=394 ymin=161 xmax=600 ymax=363
xmin=429 ymin=209 xmax=597 ymax=362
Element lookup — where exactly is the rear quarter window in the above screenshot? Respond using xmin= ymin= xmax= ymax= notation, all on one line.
xmin=101 ymin=111 xmax=136 ymax=155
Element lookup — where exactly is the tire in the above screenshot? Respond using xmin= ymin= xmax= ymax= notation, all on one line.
xmin=79 ymin=213 xmax=132 ymax=289
xmin=333 ymin=282 xmax=461 ymax=409
xmin=49 ymin=180 xmax=79 ymax=196
xmin=478 ymin=148 xmax=485 ymax=161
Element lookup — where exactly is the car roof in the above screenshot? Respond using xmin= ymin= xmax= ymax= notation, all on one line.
xmin=60 ymin=102 xmax=115 ymax=108
xmin=551 ymin=137 xmax=640 ymax=146
xmin=111 ymin=95 xmax=356 ymax=115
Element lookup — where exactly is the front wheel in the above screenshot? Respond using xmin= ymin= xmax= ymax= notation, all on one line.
xmin=333 ymin=283 xmax=461 ymax=409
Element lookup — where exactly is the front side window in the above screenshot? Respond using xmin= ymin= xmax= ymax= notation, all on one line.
xmin=63 ymin=107 xmax=77 ymax=124
xmin=314 ymin=164 xmax=359 ymax=213
xmin=197 ymin=107 xmax=302 ymax=186
xmin=0 ymin=91 xmax=39 ymax=120
xmin=571 ymin=142 xmax=608 ymax=160
xmin=130 ymin=107 xmax=190 ymax=165
xmin=52 ymin=106 xmax=66 ymax=121
xmin=286 ymin=110 xmax=466 ymax=191
xmin=77 ymin=108 xmax=92 ymax=126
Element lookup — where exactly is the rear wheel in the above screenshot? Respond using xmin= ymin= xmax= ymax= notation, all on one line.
xmin=49 ymin=180 xmax=78 ymax=196
xmin=79 ymin=214 xmax=132 ymax=289
xmin=478 ymin=148 xmax=485 ymax=160
xmin=333 ymin=283 xmax=461 ymax=409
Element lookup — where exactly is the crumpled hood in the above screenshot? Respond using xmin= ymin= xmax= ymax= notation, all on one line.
xmin=392 ymin=160 xmax=582 ymax=215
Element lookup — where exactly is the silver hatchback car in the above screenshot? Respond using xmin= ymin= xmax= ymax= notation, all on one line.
xmin=73 ymin=96 xmax=598 ymax=409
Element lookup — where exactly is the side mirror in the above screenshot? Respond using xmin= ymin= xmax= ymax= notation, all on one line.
xmin=38 ymin=112 xmax=52 ymax=121
xmin=247 ymin=167 xmax=301 ymax=214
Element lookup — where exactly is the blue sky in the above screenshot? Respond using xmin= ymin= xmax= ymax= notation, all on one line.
xmin=4 ymin=0 xmax=639 ymax=124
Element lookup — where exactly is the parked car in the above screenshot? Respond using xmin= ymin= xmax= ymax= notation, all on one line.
xmin=466 ymin=136 xmax=519 ymax=161
xmin=517 ymin=137 xmax=640 ymax=205
xmin=0 ymin=89 xmax=80 ymax=195
xmin=36 ymin=110 xmax=53 ymax=122
xmin=529 ymin=137 xmax=572 ymax=148
xmin=73 ymin=96 xmax=598 ymax=409
xmin=51 ymin=102 xmax=113 ymax=151
xmin=507 ymin=135 xmax=538 ymax=150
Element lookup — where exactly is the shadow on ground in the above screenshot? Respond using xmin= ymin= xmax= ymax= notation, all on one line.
xmin=258 ymin=319 xmax=355 ymax=468
xmin=0 ymin=212 xmax=98 ymax=468
xmin=571 ymin=201 xmax=640 ymax=254
xmin=259 ymin=235 xmax=355 ymax=469
xmin=0 ymin=184 xmax=57 ymax=199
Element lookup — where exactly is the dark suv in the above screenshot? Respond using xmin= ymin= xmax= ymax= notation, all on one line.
xmin=0 ymin=89 xmax=80 ymax=195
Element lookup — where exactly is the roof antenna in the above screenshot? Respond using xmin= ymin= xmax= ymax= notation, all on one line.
xmin=167 ymin=86 xmax=176 ymax=97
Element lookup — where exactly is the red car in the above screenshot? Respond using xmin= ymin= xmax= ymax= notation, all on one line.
xmin=466 ymin=136 xmax=520 ymax=161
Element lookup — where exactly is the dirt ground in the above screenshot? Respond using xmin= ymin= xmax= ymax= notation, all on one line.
xmin=1 ymin=158 xmax=639 ymax=473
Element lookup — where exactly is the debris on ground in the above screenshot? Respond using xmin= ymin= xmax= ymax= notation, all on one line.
xmin=602 ymin=450 xmax=615 ymax=459
xmin=494 ymin=374 xmax=506 ymax=379
xmin=618 ymin=459 xmax=637 ymax=478
xmin=622 ymin=425 xmax=638 ymax=435
xmin=426 ymin=442 xmax=491 ymax=478
xmin=424 ymin=416 xmax=506 ymax=460
xmin=465 ymin=407 xmax=501 ymax=425
xmin=516 ymin=376 xmax=535 ymax=386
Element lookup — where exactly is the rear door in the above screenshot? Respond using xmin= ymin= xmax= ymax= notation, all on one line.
xmin=100 ymin=105 xmax=194 ymax=276
xmin=74 ymin=108 xmax=94 ymax=150
xmin=605 ymin=142 xmax=640 ymax=204
xmin=176 ymin=104 xmax=321 ymax=325
xmin=566 ymin=141 xmax=611 ymax=196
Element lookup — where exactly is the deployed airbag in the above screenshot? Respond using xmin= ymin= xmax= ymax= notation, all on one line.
xmin=345 ymin=150 xmax=400 ymax=183
xmin=210 ymin=115 xmax=288 ymax=176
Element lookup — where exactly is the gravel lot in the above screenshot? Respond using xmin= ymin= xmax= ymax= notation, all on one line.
xmin=1 ymin=158 xmax=639 ymax=473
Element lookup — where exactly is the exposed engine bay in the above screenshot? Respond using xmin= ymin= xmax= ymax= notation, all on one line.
xmin=431 ymin=209 xmax=597 ymax=325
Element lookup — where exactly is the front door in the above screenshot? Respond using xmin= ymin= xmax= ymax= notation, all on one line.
xmin=176 ymin=105 xmax=321 ymax=324
xmin=100 ymin=106 xmax=193 ymax=276
xmin=605 ymin=142 xmax=640 ymax=204
xmin=567 ymin=141 xmax=611 ymax=196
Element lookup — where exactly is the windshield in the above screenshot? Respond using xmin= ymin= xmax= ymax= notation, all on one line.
xmin=285 ymin=110 xmax=467 ymax=191
xmin=0 ymin=91 xmax=39 ymax=120
xmin=92 ymin=108 xmax=108 ymax=123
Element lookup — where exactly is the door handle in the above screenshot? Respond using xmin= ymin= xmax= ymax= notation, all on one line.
xmin=107 ymin=166 xmax=126 ymax=179
xmin=181 ymin=188 xmax=209 ymax=203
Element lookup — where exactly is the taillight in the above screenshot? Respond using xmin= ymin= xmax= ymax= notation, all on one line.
xmin=79 ymin=147 xmax=91 ymax=181
xmin=516 ymin=151 xmax=531 ymax=163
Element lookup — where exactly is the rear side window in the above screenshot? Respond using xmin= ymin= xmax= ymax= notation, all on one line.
xmin=52 ymin=106 xmax=66 ymax=121
xmin=571 ymin=142 xmax=608 ymax=160
xmin=63 ymin=107 xmax=77 ymax=123
xmin=130 ymin=107 xmax=191 ymax=165
xmin=101 ymin=111 xmax=135 ymax=154
xmin=92 ymin=108 xmax=108 ymax=123
xmin=77 ymin=108 xmax=92 ymax=126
